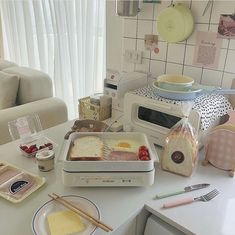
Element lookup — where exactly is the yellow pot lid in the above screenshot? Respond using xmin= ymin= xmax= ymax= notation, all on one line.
xmin=157 ymin=3 xmax=194 ymax=43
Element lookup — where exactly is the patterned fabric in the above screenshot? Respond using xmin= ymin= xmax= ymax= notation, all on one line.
xmin=132 ymin=86 xmax=232 ymax=130
xmin=205 ymin=129 xmax=235 ymax=170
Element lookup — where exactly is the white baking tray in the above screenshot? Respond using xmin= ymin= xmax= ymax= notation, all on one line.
xmin=62 ymin=132 xmax=156 ymax=172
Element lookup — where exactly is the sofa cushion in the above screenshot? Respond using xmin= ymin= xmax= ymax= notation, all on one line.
xmin=3 ymin=66 xmax=53 ymax=104
xmin=0 ymin=71 xmax=19 ymax=109
xmin=0 ymin=59 xmax=18 ymax=70
xmin=0 ymin=97 xmax=68 ymax=144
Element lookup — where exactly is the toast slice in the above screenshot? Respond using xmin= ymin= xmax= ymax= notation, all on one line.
xmin=70 ymin=136 xmax=104 ymax=161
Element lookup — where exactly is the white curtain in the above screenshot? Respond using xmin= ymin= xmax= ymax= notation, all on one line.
xmin=0 ymin=0 xmax=106 ymax=119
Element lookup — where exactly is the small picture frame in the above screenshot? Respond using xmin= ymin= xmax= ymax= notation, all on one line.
xmin=217 ymin=14 xmax=235 ymax=39
xmin=144 ymin=34 xmax=158 ymax=51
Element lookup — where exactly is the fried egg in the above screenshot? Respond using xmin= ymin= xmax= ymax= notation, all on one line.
xmin=106 ymin=139 xmax=140 ymax=153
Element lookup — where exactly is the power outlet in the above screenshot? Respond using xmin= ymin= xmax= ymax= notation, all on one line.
xmin=124 ymin=49 xmax=142 ymax=64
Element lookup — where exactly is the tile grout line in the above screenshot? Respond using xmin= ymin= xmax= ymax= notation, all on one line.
xmin=148 ymin=3 xmax=155 ymax=73
xmin=182 ymin=0 xmax=193 ymax=76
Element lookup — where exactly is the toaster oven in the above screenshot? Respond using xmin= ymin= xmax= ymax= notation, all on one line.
xmin=123 ymin=90 xmax=201 ymax=147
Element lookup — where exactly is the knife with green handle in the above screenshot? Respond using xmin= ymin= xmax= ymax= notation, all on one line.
xmin=155 ymin=183 xmax=210 ymax=199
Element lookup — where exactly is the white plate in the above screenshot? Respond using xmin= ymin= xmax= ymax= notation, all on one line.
xmin=32 ymin=195 xmax=100 ymax=235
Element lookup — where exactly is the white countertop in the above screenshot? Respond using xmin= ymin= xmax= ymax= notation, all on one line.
xmin=0 ymin=120 xmax=234 ymax=235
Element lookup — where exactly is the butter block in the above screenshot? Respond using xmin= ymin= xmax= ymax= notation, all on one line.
xmin=47 ymin=210 xmax=86 ymax=235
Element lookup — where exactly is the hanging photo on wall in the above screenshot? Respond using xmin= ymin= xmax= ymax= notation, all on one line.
xmin=144 ymin=34 xmax=159 ymax=53
xmin=193 ymin=31 xmax=222 ymax=69
xmin=217 ymin=14 xmax=235 ymax=39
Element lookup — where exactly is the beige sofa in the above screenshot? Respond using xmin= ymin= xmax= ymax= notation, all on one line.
xmin=0 ymin=60 xmax=68 ymax=144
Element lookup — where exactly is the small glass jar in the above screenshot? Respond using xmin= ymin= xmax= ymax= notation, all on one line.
xmin=36 ymin=150 xmax=55 ymax=172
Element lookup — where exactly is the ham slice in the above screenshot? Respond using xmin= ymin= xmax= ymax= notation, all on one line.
xmin=0 ymin=166 xmax=21 ymax=185
xmin=108 ymin=151 xmax=138 ymax=161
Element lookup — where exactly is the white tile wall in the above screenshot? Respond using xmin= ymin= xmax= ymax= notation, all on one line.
xmin=150 ymin=60 xmax=166 ymax=77
xmin=218 ymin=49 xmax=227 ymax=71
xmin=187 ymin=23 xmax=208 ymax=45
xmin=201 ymin=69 xmax=223 ymax=86
xmin=190 ymin=1 xmax=211 ymax=24
xmin=225 ymin=50 xmax=235 ymax=73
xmin=138 ymin=3 xmax=154 ymax=20
xmin=229 ymin=39 xmax=235 ymax=49
xmin=151 ymin=41 xmax=167 ymax=61
xmin=123 ymin=19 xmax=137 ymax=38
xmin=166 ymin=62 xmax=183 ymax=74
xmin=210 ymin=1 xmax=235 ymax=24
xmin=135 ymin=58 xmax=150 ymax=73
xmin=109 ymin=0 xmax=235 ymax=87
xmin=183 ymin=65 xmax=203 ymax=83
xmin=222 ymin=72 xmax=235 ymax=88
xmin=137 ymin=39 xmax=150 ymax=59
xmin=167 ymin=44 xmax=185 ymax=64
xmin=208 ymin=24 xmax=229 ymax=48
xmin=185 ymin=45 xmax=197 ymax=66
xmin=137 ymin=20 xmax=153 ymax=39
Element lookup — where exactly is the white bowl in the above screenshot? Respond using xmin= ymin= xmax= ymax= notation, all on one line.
xmin=157 ymin=74 xmax=194 ymax=91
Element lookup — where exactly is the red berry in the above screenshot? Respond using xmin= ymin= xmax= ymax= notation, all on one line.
xmin=140 ymin=156 xmax=150 ymax=161
xmin=29 ymin=144 xmax=37 ymax=150
xmin=31 ymin=147 xmax=38 ymax=153
xmin=45 ymin=142 xmax=53 ymax=150
xmin=20 ymin=145 xmax=28 ymax=151
xmin=139 ymin=145 xmax=148 ymax=152
xmin=139 ymin=149 xmax=149 ymax=158
xmin=25 ymin=149 xmax=32 ymax=154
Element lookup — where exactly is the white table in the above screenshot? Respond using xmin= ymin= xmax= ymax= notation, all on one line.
xmin=0 ymin=120 xmax=235 ymax=235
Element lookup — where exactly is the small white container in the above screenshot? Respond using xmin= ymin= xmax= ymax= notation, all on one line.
xmin=8 ymin=114 xmax=57 ymax=158
xmin=36 ymin=150 xmax=55 ymax=172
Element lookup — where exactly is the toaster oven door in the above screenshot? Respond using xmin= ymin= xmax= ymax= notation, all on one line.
xmin=128 ymin=104 xmax=184 ymax=147
xmin=137 ymin=106 xmax=181 ymax=129
xmin=123 ymin=92 xmax=201 ymax=147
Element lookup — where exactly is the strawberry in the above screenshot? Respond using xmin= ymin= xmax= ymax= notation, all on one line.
xmin=31 ymin=147 xmax=38 ymax=153
xmin=45 ymin=142 xmax=53 ymax=150
xmin=20 ymin=145 xmax=28 ymax=151
xmin=139 ymin=155 xmax=150 ymax=161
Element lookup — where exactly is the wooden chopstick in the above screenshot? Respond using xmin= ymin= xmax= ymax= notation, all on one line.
xmin=52 ymin=193 xmax=112 ymax=231
xmin=48 ymin=193 xmax=113 ymax=232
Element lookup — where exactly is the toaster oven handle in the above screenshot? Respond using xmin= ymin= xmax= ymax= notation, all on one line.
xmin=145 ymin=102 xmax=172 ymax=110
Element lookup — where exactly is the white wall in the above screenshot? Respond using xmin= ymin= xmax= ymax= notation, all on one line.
xmin=106 ymin=0 xmax=123 ymax=71
xmin=106 ymin=0 xmax=235 ymax=88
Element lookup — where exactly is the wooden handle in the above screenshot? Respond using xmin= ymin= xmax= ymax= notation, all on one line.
xmin=163 ymin=198 xmax=194 ymax=209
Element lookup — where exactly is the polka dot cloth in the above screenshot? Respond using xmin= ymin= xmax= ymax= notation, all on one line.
xmin=132 ymin=86 xmax=232 ymax=130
